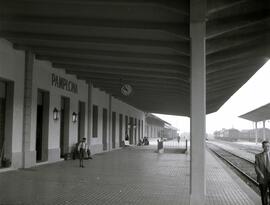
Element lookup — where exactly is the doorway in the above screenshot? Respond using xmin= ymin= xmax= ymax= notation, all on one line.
xmin=102 ymin=108 xmax=107 ymax=151
xmin=138 ymin=120 xmax=141 ymax=142
xmin=129 ymin=117 xmax=133 ymax=144
xmin=0 ymin=81 xmax=6 ymax=166
xmin=0 ymin=80 xmax=13 ymax=168
xmin=125 ymin=115 xmax=128 ymax=141
xmin=119 ymin=114 xmax=123 ymax=147
xmin=78 ymin=101 xmax=85 ymax=142
xmin=112 ymin=112 xmax=116 ymax=149
xmin=60 ymin=97 xmax=70 ymax=158
xmin=36 ymin=90 xmax=49 ymax=162
xmin=134 ymin=118 xmax=137 ymax=145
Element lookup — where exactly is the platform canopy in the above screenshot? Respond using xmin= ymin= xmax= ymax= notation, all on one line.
xmin=146 ymin=113 xmax=171 ymax=127
xmin=239 ymin=103 xmax=270 ymax=122
xmin=0 ymin=0 xmax=269 ymax=116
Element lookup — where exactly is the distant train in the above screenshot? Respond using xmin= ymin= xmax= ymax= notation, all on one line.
xmin=214 ymin=128 xmax=270 ymax=142
xmin=214 ymin=128 xmax=240 ymax=141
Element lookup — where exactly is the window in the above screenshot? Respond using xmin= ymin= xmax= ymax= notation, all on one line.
xmin=92 ymin=105 xmax=98 ymax=138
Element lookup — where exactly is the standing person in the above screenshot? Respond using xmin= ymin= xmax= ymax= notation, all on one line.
xmin=255 ymin=140 xmax=270 ymax=205
xmin=77 ymin=137 xmax=87 ymax=168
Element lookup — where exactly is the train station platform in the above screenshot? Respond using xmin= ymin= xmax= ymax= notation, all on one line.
xmin=0 ymin=145 xmax=261 ymax=205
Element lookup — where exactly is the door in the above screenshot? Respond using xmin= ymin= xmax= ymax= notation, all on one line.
xmin=134 ymin=118 xmax=137 ymax=145
xmin=36 ymin=93 xmax=43 ymax=162
xmin=112 ymin=112 xmax=116 ymax=149
xmin=60 ymin=97 xmax=70 ymax=158
xmin=36 ymin=90 xmax=49 ymax=162
xmin=129 ymin=117 xmax=133 ymax=144
xmin=102 ymin=108 xmax=107 ymax=151
xmin=125 ymin=115 xmax=128 ymax=141
xmin=78 ymin=101 xmax=85 ymax=142
xmin=119 ymin=114 xmax=123 ymax=147
xmin=0 ymin=81 xmax=6 ymax=162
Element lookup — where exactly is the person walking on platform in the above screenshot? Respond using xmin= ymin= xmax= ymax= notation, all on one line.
xmin=255 ymin=140 xmax=270 ymax=205
xmin=78 ymin=137 xmax=87 ymax=168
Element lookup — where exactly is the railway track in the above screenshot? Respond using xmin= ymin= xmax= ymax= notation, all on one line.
xmin=207 ymin=143 xmax=259 ymax=190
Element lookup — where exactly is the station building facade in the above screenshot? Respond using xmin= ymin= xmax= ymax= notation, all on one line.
xmin=0 ymin=39 xmax=145 ymax=169
xmin=145 ymin=113 xmax=178 ymax=140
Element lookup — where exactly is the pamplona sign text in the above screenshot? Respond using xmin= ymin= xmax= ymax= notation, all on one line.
xmin=51 ymin=73 xmax=78 ymax=94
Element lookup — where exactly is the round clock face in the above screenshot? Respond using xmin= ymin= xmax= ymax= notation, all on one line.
xmin=121 ymin=84 xmax=132 ymax=96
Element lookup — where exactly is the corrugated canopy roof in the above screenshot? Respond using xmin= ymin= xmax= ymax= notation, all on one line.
xmin=239 ymin=103 xmax=270 ymax=122
xmin=146 ymin=113 xmax=171 ymax=127
xmin=0 ymin=0 xmax=269 ymax=116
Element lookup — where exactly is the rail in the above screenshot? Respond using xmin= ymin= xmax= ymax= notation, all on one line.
xmin=207 ymin=143 xmax=259 ymax=187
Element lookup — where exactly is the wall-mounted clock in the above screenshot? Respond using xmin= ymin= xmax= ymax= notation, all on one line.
xmin=121 ymin=84 xmax=132 ymax=96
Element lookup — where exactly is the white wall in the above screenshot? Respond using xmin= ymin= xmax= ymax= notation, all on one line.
xmin=111 ymin=97 xmax=145 ymax=147
xmin=90 ymin=87 xmax=110 ymax=153
xmin=90 ymin=86 xmax=145 ymax=153
xmin=0 ymin=38 xmax=147 ymax=168
xmin=31 ymin=59 xmax=89 ymax=163
xmin=0 ymin=39 xmax=25 ymax=168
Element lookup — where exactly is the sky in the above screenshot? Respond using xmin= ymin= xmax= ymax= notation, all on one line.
xmin=154 ymin=59 xmax=270 ymax=134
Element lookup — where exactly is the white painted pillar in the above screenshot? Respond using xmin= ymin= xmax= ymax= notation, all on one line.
xmin=263 ymin=120 xmax=266 ymax=141
xmin=190 ymin=21 xmax=206 ymax=205
xmin=87 ymin=82 xmax=92 ymax=145
xmin=255 ymin=122 xmax=258 ymax=144
xmin=22 ymin=50 xmax=35 ymax=168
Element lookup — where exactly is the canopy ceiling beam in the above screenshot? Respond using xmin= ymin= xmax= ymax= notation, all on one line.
xmin=38 ymin=56 xmax=190 ymax=73
xmin=207 ymin=43 xmax=270 ymax=65
xmin=206 ymin=32 xmax=270 ymax=55
xmin=0 ymin=0 xmax=189 ymax=15
xmin=14 ymin=44 xmax=190 ymax=67
xmin=67 ymin=70 xmax=190 ymax=82
xmin=207 ymin=0 xmax=251 ymax=14
xmin=207 ymin=57 xmax=267 ymax=74
xmin=0 ymin=15 xmax=189 ymax=40
xmin=206 ymin=12 xmax=270 ymax=39
xmin=0 ymin=31 xmax=190 ymax=55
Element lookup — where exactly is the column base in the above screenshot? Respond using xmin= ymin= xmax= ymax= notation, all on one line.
xmin=12 ymin=151 xmax=23 ymax=168
xmin=190 ymin=194 xmax=205 ymax=205
xmin=23 ymin=150 xmax=36 ymax=168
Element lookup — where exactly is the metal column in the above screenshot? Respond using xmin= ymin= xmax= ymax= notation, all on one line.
xmin=263 ymin=120 xmax=266 ymax=141
xmin=255 ymin=122 xmax=258 ymax=144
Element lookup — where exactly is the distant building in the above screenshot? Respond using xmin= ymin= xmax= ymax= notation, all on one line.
xmin=239 ymin=128 xmax=270 ymax=142
xmin=145 ymin=114 xmax=179 ymax=139
xmin=214 ymin=127 xmax=270 ymax=142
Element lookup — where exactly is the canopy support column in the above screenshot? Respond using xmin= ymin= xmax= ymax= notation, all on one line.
xmin=255 ymin=122 xmax=258 ymax=144
xmin=263 ymin=120 xmax=266 ymax=141
xmin=190 ymin=1 xmax=206 ymax=203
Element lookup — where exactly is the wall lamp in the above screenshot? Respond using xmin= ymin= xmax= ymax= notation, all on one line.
xmin=72 ymin=112 xmax=78 ymax=123
xmin=53 ymin=108 xmax=59 ymax=120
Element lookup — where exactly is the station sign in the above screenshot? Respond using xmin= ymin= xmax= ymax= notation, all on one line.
xmin=51 ymin=73 xmax=78 ymax=94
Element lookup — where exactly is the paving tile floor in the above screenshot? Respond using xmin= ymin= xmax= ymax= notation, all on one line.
xmin=0 ymin=145 xmax=260 ymax=205
xmin=0 ymin=147 xmax=189 ymax=205
xmin=205 ymin=151 xmax=259 ymax=205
